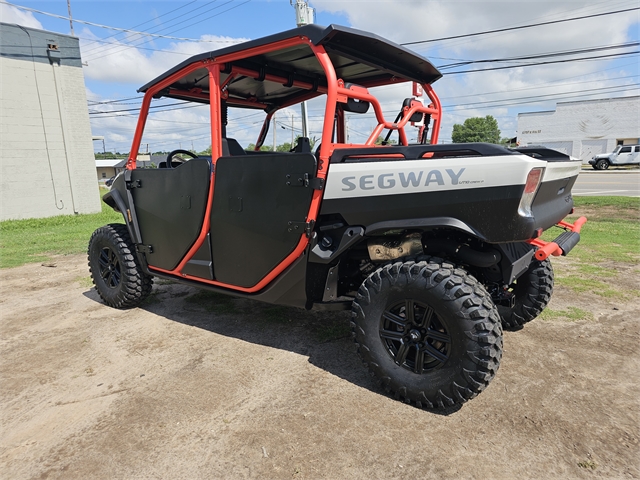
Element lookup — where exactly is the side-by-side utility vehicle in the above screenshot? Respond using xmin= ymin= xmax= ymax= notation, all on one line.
xmin=89 ymin=25 xmax=586 ymax=410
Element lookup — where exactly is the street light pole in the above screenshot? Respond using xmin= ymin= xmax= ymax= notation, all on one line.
xmin=290 ymin=0 xmax=314 ymax=138
xmin=66 ymin=0 xmax=74 ymax=36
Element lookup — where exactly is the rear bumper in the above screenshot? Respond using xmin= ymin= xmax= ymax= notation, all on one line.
xmin=526 ymin=216 xmax=587 ymax=260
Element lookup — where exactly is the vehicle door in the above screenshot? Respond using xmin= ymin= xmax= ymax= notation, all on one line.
xmin=209 ymin=152 xmax=317 ymax=288
xmin=631 ymin=146 xmax=640 ymax=165
xmin=129 ymin=159 xmax=211 ymax=271
xmin=615 ymin=145 xmax=633 ymax=165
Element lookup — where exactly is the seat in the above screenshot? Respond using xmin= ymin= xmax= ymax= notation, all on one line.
xmin=222 ymin=138 xmax=246 ymax=156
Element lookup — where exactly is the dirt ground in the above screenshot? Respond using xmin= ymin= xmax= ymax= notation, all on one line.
xmin=1 ymin=254 xmax=638 ymax=479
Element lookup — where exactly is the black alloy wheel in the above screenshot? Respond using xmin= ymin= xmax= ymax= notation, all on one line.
xmin=379 ymin=300 xmax=451 ymax=374
xmin=98 ymin=246 xmax=122 ymax=289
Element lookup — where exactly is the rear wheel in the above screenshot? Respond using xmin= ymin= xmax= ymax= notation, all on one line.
xmin=498 ymin=248 xmax=554 ymax=331
xmin=88 ymin=224 xmax=153 ymax=308
xmin=351 ymin=258 xmax=502 ymax=410
xmin=596 ymin=159 xmax=609 ymax=170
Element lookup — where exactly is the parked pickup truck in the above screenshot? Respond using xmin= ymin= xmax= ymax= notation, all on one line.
xmin=88 ymin=24 xmax=586 ymax=410
xmin=589 ymin=144 xmax=640 ymax=169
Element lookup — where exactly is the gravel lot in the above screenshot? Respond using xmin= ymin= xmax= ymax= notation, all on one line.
xmin=1 ymin=254 xmax=638 ymax=479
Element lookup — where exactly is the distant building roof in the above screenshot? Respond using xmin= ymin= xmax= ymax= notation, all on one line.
xmin=518 ymin=95 xmax=639 ymax=116
xmin=95 ymin=159 xmax=124 ymax=168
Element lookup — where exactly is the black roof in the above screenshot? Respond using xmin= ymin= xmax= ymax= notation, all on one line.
xmin=139 ymin=24 xmax=442 ymax=110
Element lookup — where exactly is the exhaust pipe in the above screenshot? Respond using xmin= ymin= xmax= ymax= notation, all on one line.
xmin=424 ymin=238 xmax=501 ymax=268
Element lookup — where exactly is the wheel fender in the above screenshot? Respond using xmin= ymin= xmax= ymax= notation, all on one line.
xmin=365 ymin=216 xmax=482 ymax=239
xmin=102 ymin=189 xmax=141 ymax=244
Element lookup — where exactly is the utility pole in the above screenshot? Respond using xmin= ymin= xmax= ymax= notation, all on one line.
xmin=66 ymin=0 xmax=74 ymax=36
xmin=290 ymin=0 xmax=314 ymax=138
xmin=345 ymin=115 xmax=349 ymax=143
xmin=272 ymin=112 xmax=277 ymax=151
xmin=291 ymin=114 xmax=294 ymax=146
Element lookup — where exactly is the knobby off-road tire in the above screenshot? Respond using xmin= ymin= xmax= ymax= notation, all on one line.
xmin=596 ymin=159 xmax=609 ymax=170
xmin=351 ymin=258 xmax=503 ymax=410
xmin=88 ymin=223 xmax=153 ymax=308
xmin=498 ymin=248 xmax=554 ymax=331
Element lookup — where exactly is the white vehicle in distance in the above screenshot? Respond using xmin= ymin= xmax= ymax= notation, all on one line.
xmin=589 ymin=144 xmax=640 ymax=170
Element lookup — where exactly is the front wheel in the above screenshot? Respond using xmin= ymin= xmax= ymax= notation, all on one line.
xmin=88 ymin=223 xmax=153 ymax=308
xmin=596 ymin=159 xmax=609 ymax=170
xmin=351 ymin=258 xmax=502 ymax=410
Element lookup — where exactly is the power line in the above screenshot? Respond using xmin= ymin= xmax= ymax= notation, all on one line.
xmin=423 ymin=0 xmax=636 ymax=51
xmin=401 ymin=7 xmax=640 ymax=45
xmin=88 ymin=96 xmax=144 ymax=105
xmin=89 ymin=101 xmax=192 ymax=115
xmin=76 ymin=35 xmax=200 ymax=57
xmin=437 ymin=42 xmax=640 ymax=69
xmin=79 ymin=0 xmax=199 ymax=52
xmin=84 ymin=0 xmax=252 ymax=62
xmin=80 ymin=0 xmax=228 ymax=57
xmin=4 ymin=1 xmax=240 ymax=42
xmin=444 ymin=51 xmax=639 ymax=75
xmin=442 ymin=83 xmax=640 ymax=109
xmin=447 ymin=89 xmax=639 ymax=112
xmin=89 ymin=103 xmax=208 ymax=118
xmin=438 ymin=74 xmax=640 ymax=100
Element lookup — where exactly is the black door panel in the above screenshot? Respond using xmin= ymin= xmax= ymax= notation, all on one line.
xmin=210 ymin=153 xmax=316 ymax=288
xmin=131 ymin=159 xmax=211 ymax=271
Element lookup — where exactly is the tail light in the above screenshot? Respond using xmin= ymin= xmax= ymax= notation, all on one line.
xmin=518 ymin=167 xmax=544 ymax=217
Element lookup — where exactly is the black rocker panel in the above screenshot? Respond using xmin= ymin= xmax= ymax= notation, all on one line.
xmin=130 ymin=159 xmax=210 ymax=271
xmin=210 ymin=153 xmax=316 ymax=288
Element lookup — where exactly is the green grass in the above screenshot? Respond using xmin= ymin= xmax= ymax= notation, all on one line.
xmin=538 ymin=196 xmax=640 ymax=299
xmin=540 ymin=307 xmax=593 ymax=322
xmin=554 ymin=276 xmax=633 ymax=299
xmin=573 ymin=196 xmax=639 ymax=210
xmin=542 ymin=196 xmax=640 ymax=265
xmin=75 ymin=275 xmax=94 ymax=288
xmin=574 ymin=264 xmax=617 ymax=277
xmin=0 ymin=188 xmax=121 ymax=269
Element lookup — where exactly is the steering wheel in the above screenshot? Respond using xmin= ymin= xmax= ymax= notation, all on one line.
xmin=165 ymin=149 xmax=198 ymax=168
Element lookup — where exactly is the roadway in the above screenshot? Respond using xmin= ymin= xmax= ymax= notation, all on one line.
xmin=572 ymin=169 xmax=639 ymax=197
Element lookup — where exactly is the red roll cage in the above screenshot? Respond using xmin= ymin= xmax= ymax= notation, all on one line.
xmin=123 ymin=25 xmax=443 ymax=292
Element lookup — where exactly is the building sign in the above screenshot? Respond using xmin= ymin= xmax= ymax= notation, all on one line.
xmin=522 ymin=130 xmax=541 ymax=134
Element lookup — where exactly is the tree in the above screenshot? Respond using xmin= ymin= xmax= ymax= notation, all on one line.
xmin=246 ymin=143 xmax=273 ymax=152
xmin=451 ymin=115 xmax=501 ymax=144
xmin=374 ymin=135 xmax=396 ymax=145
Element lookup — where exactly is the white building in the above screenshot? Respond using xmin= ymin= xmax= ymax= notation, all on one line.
xmin=0 ymin=23 xmax=100 ymax=221
xmin=517 ymin=96 xmax=640 ymax=162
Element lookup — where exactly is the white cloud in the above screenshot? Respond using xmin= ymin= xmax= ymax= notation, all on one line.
xmin=313 ymin=0 xmax=640 ymax=139
xmin=0 ymin=2 xmax=43 ymax=29
xmin=80 ymin=28 xmax=250 ymax=85
xmin=85 ymin=1 xmax=639 ymax=150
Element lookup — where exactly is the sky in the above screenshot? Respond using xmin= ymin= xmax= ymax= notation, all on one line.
xmin=1 ymin=0 xmax=639 ymax=153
